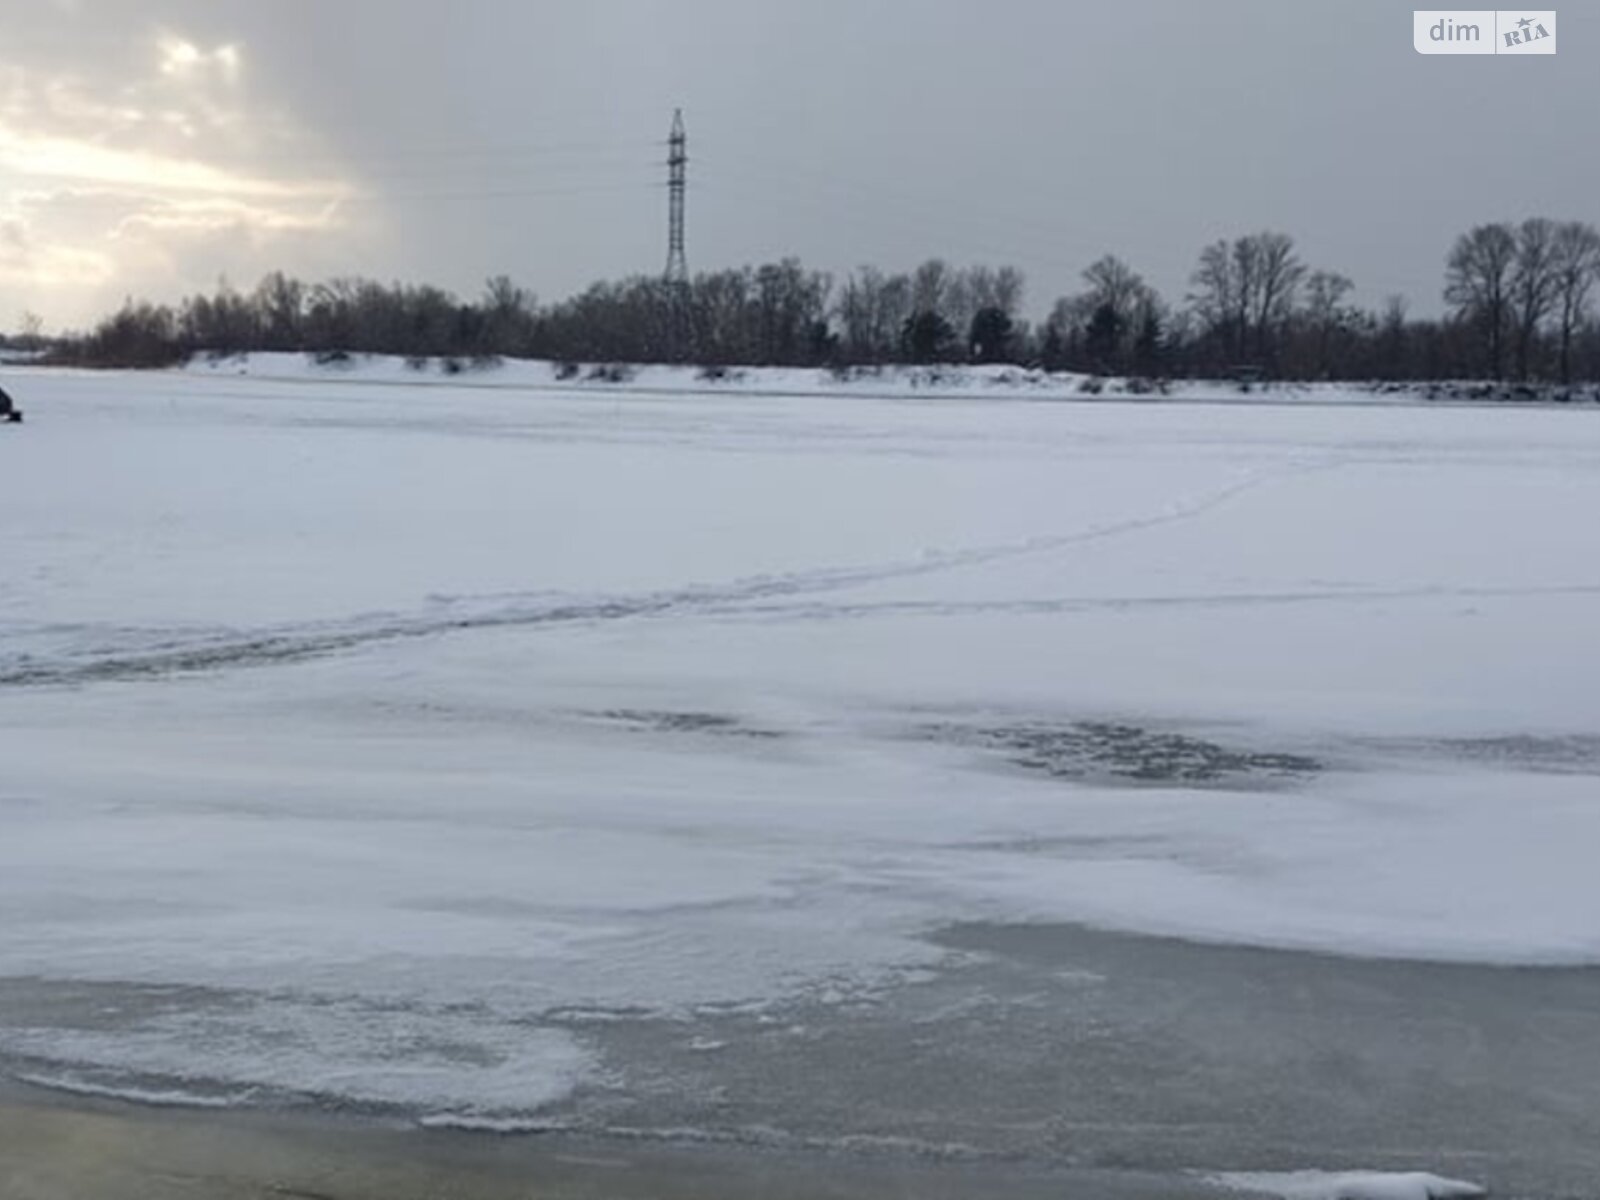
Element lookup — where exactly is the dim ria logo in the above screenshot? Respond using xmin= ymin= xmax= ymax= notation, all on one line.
xmin=1414 ymin=10 xmax=1556 ymax=53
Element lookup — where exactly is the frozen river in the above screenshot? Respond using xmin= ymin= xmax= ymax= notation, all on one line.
xmin=3 ymin=363 xmax=1599 ymax=1194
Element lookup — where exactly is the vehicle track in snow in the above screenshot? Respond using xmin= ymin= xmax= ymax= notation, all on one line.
xmin=703 ymin=581 xmax=1600 ymax=624
xmin=0 ymin=462 xmax=1318 ymax=690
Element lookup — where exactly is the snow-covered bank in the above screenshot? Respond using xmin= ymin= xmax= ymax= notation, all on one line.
xmin=165 ymin=349 xmax=1600 ymax=407
xmin=4 ymin=367 xmax=1600 ymax=1120
xmin=172 ymin=349 xmax=1279 ymax=403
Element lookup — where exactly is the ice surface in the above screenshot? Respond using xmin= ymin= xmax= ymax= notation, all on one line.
xmin=3 ymin=357 xmax=1600 ymax=1117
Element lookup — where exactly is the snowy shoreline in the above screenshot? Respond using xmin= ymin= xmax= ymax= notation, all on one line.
xmin=152 ymin=350 xmax=1600 ymax=408
xmin=0 ymin=1085 xmax=1379 ymax=1200
xmin=10 ymin=350 xmax=1600 ymax=412
xmin=0 ymin=1041 xmax=1498 ymax=1200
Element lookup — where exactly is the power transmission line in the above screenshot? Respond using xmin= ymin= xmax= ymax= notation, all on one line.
xmin=665 ymin=109 xmax=688 ymax=286
xmin=663 ymin=108 xmax=693 ymax=361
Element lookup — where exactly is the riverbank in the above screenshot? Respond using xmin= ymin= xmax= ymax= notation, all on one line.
xmin=0 ymin=1083 xmax=1199 ymax=1200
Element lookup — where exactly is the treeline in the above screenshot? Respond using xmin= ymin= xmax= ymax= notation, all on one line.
xmin=49 ymin=218 xmax=1600 ymax=382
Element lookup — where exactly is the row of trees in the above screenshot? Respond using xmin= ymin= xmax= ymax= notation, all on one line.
xmin=1444 ymin=219 xmax=1600 ymax=383
xmin=48 ymin=219 xmax=1600 ymax=382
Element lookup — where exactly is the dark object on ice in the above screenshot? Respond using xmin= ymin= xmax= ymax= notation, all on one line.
xmin=0 ymin=384 xmax=21 ymax=423
xmin=929 ymin=719 xmax=1321 ymax=787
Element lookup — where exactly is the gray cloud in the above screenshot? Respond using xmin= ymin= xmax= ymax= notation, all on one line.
xmin=2 ymin=0 xmax=1595 ymax=329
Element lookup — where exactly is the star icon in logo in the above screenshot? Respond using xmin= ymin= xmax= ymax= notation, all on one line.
xmin=1517 ymin=15 xmax=1534 ymax=28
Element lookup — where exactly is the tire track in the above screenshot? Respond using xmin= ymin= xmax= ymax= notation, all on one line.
xmin=700 ymin=582 xmax=1600 ymax=624
xmin=0 ymin=463 xmax=1307 ymax=690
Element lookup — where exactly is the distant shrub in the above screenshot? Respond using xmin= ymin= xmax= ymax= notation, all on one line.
xmin=697 ymin=364 xmax=745 ymax=383
xmin=553 ymin=361 xmax=581 ymax=381
xmin=405 ymin=355 xmax=430 ymax=372
xmin=828 ymin=364 xmax=883 ymax=383
xmin=587 ymin=363 xmax=635 ymax=384
xmin=902 ymin=367 xmax=966 ymax=390
xmin=1121 ymin=377 xmax=1170 ymax=396
xmin=1077 ymin=377 xmax=1105 ymax=395
xmin=312 ymin=349 xmax=352 ymax=367
xmin=66 ymin=300 xmax=187 ymax=369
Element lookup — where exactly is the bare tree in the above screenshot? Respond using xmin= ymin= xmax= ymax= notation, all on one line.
xmin=835 ymin=269 xmax=877 ymax=363
xmin=1189 ymin=239 xmax=1247 ymax=363
xmin=689 ymin=269 xmax=752 ymax=363
xmin=910 ymin=259 xmax=951 ymax=320
xmin=1375 ymin=294 xmax=1410 ymax=379
xmin=14 ymin=310 xmax=45 ymax=351
xmin=1041 ymin=293 xmax=1093 ymax=370
xmin=1082 ymin=256 xmax=1146 ymax=320
xmin=950 ymin=265 xmax=1024 ymax=330
xmin=253 ymin=272 xmax=305 ymax=351
xmin=1247 ymin=232 xmax=1306 ymax=365
xmin=1509 ymin=217 xmax=1560 ymax=380
xmin=989 ymin=266 xmax=1026 ymax=317
xmin=1079 ymin=255 xmax=1155 ymax=373
xmin=752 ymin=258 xmax=832 ymax=364
xmin=1550 ymin=220 xmax=1600 ymax=384
xmin=479 ymin=275 xmax=536 ymax=357
xmin=1445 ymin=222 xmax=1517 ymax=379
xmin=1188 ymin=233 xmax=1302 ymax=370
xmin=1230 ymin=236 xmax=1262 ymax=353
xmin=1299 ymin=269 xmax=1355 ymax=378
xmin=836 ymin=266 xmax=912 ymax=365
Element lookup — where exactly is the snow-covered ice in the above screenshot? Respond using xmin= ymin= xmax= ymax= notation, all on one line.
xmin=3 ymin=356 xmax=1600 ymax=1127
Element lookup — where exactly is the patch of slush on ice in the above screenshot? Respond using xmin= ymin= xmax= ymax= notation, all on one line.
xmin=1209 ymin=1170 xmax=1487 ymax=1200
xmin=0 ymin=996 xmax=593 ymax=1115
xmin=586 ymin=708 xmax=786 ymax=739
xmin=927 ymin=719 xmax=1321 ymax=787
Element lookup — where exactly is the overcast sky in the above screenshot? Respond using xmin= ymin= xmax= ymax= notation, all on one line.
xmin=1 ymin=0 xmax=1594 ymax=330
